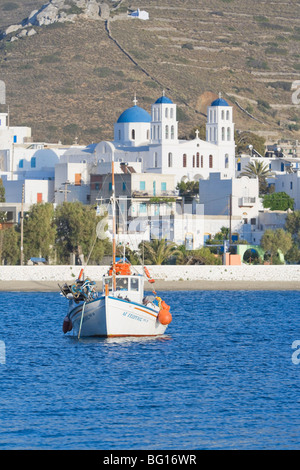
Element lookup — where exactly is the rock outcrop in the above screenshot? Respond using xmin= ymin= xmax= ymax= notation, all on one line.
xmin=1 ymin=0 xmax=111 ymax=41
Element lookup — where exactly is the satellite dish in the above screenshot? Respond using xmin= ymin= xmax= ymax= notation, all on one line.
xmin=96 ymin=219 xmax=109 ymax=240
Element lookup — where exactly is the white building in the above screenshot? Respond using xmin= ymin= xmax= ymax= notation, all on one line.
xmin=96 ymin=93 xmax=236 ymax=184
xmin=129 ymin=9 xmax=149 ymax=20
xmin=199 ymin=173 xmax=262 ymax=243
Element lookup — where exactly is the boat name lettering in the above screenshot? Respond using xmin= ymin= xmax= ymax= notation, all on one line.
xmin=122 ymin=312 xmax=148 ymax=323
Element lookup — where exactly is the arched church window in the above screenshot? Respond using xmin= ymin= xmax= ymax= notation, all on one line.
xmin=201 ymin=155 xmax=204 ymax=168
xmin=183 ymin=154 xmax=187 ymax=168
xmin=214 ymin=128 xmax=217 ymax=141
xmin=227 ymin=127 xmax=231 ymax=141
xmin=221 ymin=110 xmax=224 ymax=120
xmin=209 ymin=155 xmax=213 ymax=168
xmin=193 ymin=155 xmax=195 ymax=167
xmin=222 ymin=127 xmax=225 ymax=141
xmin=147 ymin=130 xmax=149 ymax=140
xmin=171 ymin=125 xmax=174 ymax=139
xmin=118 ymin=129 xmax=121 ymax=140
xmin=154 ymin=152 xmax=158 ymax=168
xmin=196 ymin=153 xmax=199 ymax=168
xmin=170 ymin=108 xmax=174 ymax=119
xmin=132 ymin=129 xmax=135 ymax=140
xmin=165 ymin=125 xmax=169 ymax=139
xmin=225 ymin=154 xmax=229 ymax=168
xmin=165 ymin=108 xmax=168 ymax=118
xmin=226 ymin=110 xmax=230 ymax=120
xmin=168 ymin=153 xmax=172 ymax=168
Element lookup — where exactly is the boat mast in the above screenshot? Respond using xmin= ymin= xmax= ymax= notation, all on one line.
xmin=111 ymin=150 xmax=116 ymax=291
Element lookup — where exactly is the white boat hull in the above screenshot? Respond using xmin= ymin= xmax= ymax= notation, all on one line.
xmin=68 ymin=295 xmax=168 ymax=337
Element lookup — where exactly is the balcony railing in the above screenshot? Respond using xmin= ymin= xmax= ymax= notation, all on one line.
xmin=239 ymin=197 xmax=256 ymax=207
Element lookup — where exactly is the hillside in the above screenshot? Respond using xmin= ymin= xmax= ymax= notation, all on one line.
xmin=0 ymin=0 xmax=300 ymax=146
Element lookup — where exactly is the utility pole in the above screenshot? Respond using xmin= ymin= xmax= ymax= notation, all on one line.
xmin=229 ymin=193 xmax=232 ymax=245
xmin=59 ymin=180 xmax=71 ymax=202
xmin=20 ymin=183 xmax=24 ymax=266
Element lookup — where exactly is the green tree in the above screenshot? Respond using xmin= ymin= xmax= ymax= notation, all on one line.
xmin=285 ymin=210 xmax=300 ymax=240
xmin=263 ymin=192 xmax=294 ymax=211
xmin=177 ymin=246 xmax=221 ymax=265
xmin=23 ymin=203 xmax=56 ymax=262
xmin=260 ymin=228 xmax=292 ymax=263
xmin=2 ymin=226 xmax=19 ymax=265
xmin=55 ymin=202 xmax=111 ymax=264
xmin=176 ymin=180 xmax=199 ymax=197
xmin=240 ymin=160 xmax=273 ymax=194
xmin=139 ymin=238 xmax=181 ymax=265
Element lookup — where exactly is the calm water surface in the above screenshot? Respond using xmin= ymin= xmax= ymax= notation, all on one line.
xmin=0 ymin=290 xmax=299 ymax=450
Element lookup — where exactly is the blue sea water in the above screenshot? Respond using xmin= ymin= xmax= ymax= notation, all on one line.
xmin=0 ymin=289 xmax=300 ymax=450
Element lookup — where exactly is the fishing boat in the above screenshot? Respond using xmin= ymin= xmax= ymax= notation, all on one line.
xmin=59 ymin=153 xmax=172 ymax=338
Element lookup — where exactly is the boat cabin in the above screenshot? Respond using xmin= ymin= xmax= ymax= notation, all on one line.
xmin=102 ymin=274 xmax=144 ymax=304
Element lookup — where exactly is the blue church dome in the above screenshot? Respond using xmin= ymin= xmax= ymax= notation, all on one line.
xmin=211 ymin=97 xmax=229 ymax=107
xmin=155 ymin=95 xmax=173 ymax=104
xmin=117 ymin=105 xmax=151 ymax=123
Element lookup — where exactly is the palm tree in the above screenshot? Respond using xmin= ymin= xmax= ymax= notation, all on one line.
xmin=240 ymin=160 xmax=273 ymax=194
xmin=139 ymin=238 xmax=181 ymax=265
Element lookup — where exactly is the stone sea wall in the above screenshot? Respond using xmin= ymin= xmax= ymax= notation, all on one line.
xmin=1 ymin=265 xmax=300 ymax=283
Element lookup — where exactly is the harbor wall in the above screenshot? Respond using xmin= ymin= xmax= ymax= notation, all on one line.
xmin=1 ymin=264 xmax=300 ymax=283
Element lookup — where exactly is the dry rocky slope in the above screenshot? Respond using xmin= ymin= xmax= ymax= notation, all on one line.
xmin=0 ymin=0 xmax=299 ymax=146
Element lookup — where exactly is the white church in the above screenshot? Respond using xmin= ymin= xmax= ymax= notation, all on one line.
xmin=94 ymin=92 xmax=236 ymax=183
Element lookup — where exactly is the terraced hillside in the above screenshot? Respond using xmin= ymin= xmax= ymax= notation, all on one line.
xmin=0 ymin=0 xmax=300 ymax=145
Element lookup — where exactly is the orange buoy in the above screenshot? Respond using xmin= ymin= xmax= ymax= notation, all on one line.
xmin=157 ymin=301 xmax=172 ymax=325
xmin=158 ymin=308 xmax=172 ymax=325
xmin=144 ymin=266 xmax=155 ymax=283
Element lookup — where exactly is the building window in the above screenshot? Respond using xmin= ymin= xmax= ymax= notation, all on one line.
xmin=19 ymin=159 xmax=24 ymax=169
xmin=161 ymin=182 xmax=167 ymax=192
xmin=196 ymin=153 xmax=199 ymax=168
xmin=154 ymin=152 xmax=158 ymax=168
xmin=222 ymin=127 xmax=225 ymax=141
xmin=171 ymin=125 xmax=174 ymax=139
xmin=290 ymin=181 xmax=293 ymax=190
xmin=225 ymin=153 xmax=229 ymax=168
xmin=221 ymin=110 xmax=224 ymax=120
xmin=95 ymin=183 xmax=100 ymax=191
xmin=168 ymin=152 xmax=172 ymax=167
xmin=118 ymin=129 xmax=121 ymax=140
xmin=165 ymin=125 xmax=169 ymax=139
xmin=31 ymin=157 xmax=36 ymax=168
xmin=209 ymin=155 xmax=213 ymax=168
xmin=226 ymin=110 xmax=230 ymax=120
xmin=109 ymin=182 xmax=112 ymax=191
xmin=37 ymin=193 xmax=42 ymax=203
xmin=183 ymin=154 xmax=187 ymax=167
xmin=201 ymin=155 xmax=203 ymax=168
xmin=13 ymin=135 xmax=17 ymax=143
xmin=170 ymin=108 xmax=174 ymax=119
xmin=123 ymin=182 xmax=126 ymax=191
xmin=139 ymin=203 xmax=147 ymax=214
xmin=147 ymin=130 xmax=149 ymax=140
xmin=227 ymin=127 xmax=231 ymax=141
xmin=131 ymin=129 xmax=135 ymax=140
xmin=140 ymin=181 xmax=146 ymax=191
xmin=165 ymin=108 xmax=168 ymax=118
xmin=193 ymin=155 xmax=195 ymax=167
